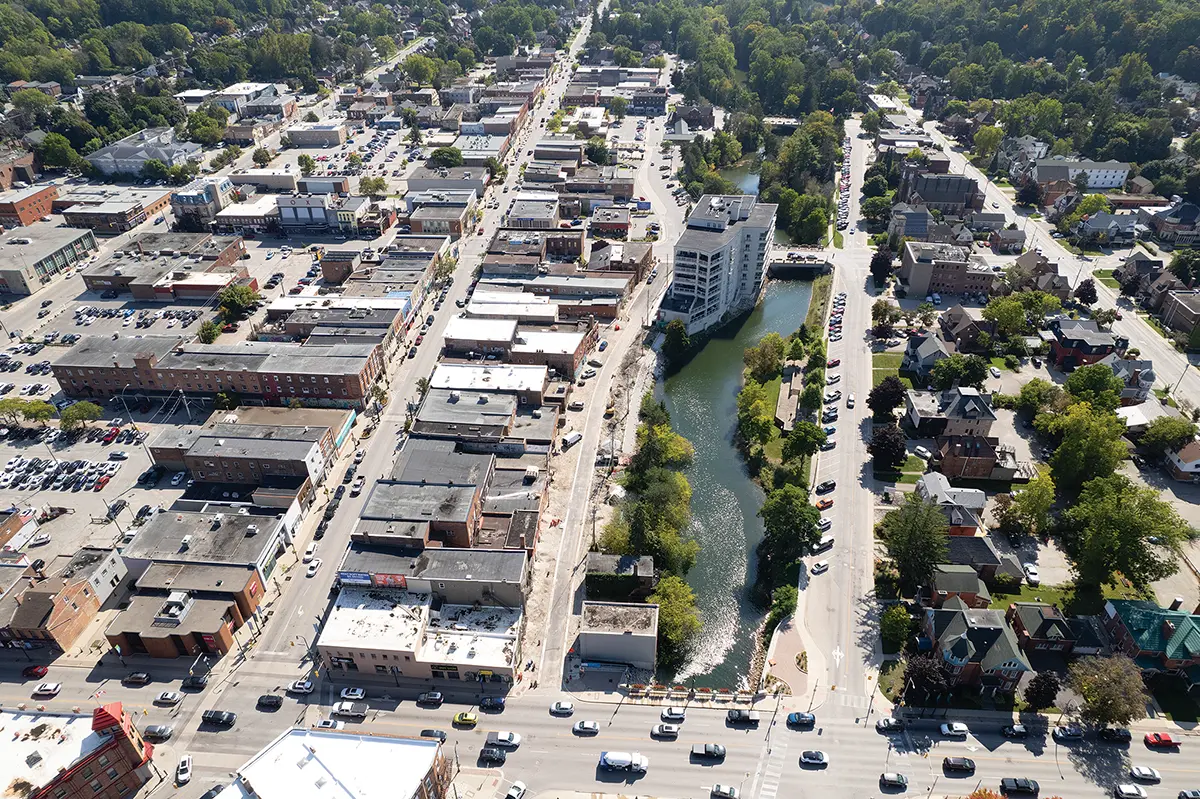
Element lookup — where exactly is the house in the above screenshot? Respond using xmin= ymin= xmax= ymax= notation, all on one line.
xmin=1098 ymin=352 xmax=1156 ymax=405
xmin=997 ymin=136 xmax=1050 ymax=181
xmin=1144 ymin=273 xmax=1187 ymax=312
xmin=1116 ymin=400 xmax=1185 ymax=435
xmin=989 ymin=228 xmax=1026 ymax=253
xmin=1114 ymin=250 xmax=1166 ymax=290
xmin=900 ymin=332 xmax=949 ymax=377
xmin=1166 ymin=438 xmax=1200 ymax=482
xmin=922 ymin=598 xmax=1032 ymax=694
xmin=1162 ymin=290 xmax=1200 ymax=336
xmin=939 ymin=305 xmax=995 ymax=353
xmin=916 ymin=473 xmax=987 ymax=535
xmin=905 ymin=387 xmax=997 ymax=437
xmin=0 ymin=548 xmax=126 ymax=651
xmin=934 ymin=434 xmax=1028 ymax=482
xmin=1048 ymin=318 xmax=1120 ymax=369
xmin=1143 ymin=202 xmax=1200 ymax=246
xmin=1127 ymin=175 xmax=1155 ymax=194
xmin=1006 ymin=602 xmax=1077 ymax=654
xmin=1076 ymin=211 xmax=1137 ymax=245
xmin=1007 ymin=250 xmax=1073 ymax=301
xmin=945 ymin=535 xmax=1023 ymax=585
xmin=1104 ymin=599 xmax=1200 ymax=695
xmin=965 ymin=212 xmax=1008 ymax=233
xmin=927 ymin=567 xmax=992 ymax=608
xmin=1031 ymin=159 xmax=1131 ymax=192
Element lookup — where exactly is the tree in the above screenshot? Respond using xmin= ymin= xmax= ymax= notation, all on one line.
xmin=1068 ymin=655 xmax=1148 ymax=728
xmin=59 ymin=401 xmax=102 ymax=432
xmin=1067 ymin=473 xmax=1187 ymax=587
xmin=403 ymin=54 xmax=438 ymax=85
xmin=359 ymin=176 xmax=388 ymax=198
xmin=1139 ymin=416 xmax=1198 ymax=457
xmin=198 ymin=320 xmax=221 ymax=344
xmin=880 ymin=605 xmax=912 ymax=653
xmin=1119 ymin=271 xmax=1142 ymax=297
xmin=766 ymin=584 xmax=798 ymax=634
xmin=869 ymin=424 xmax=909 ymax=472
xmin=639 ymin=393 xmax=671 ymax=428
xmin=1092 ymin=308 xmax=1119 ymax=328
xmin=916 ymin=302 xmax=937 ymax=328
xmin=21 ymin=401 xmax=54 ymax=425
xmin=218 ymin=284 xmax=262 ymax=319
xmin=303 ymin=111 xmax=320 ymax=123
xmin=346 ymin=152 xmax=363 ymax=169
xmin=758 ymin=485 xmax=823 ymax=578
xmin=1014 ymin=379 xmax=1066 ymax=415
xmin=867 ymin=375 xmax=907 ymax=418
xmin=737 ymin=381 xmax=775 ymax=448
xmin=860 ymin=195 xmax=893 ymax=224
xmin=585 ymin=136 xmax=611 ymax=165
xmin=662 ymin=320 xmax=690 ymax=369
xmin=649 ymin=575 xmax=701 ymax=668
xmin=1075 ymin=278 xmax=1098 ymax=306
xmin=861 ymin=110 xmax=882 ymax=133
xmin=973 ymin=125 xmax=1003 ymax=158
xmin=870 ymin=247 xmax=894 ymax=286
xmin=744 ymin=332 xmax=786 ymax=381
xmin=609 ymin=96 xmax=628 ymax=119
xmin=0 ymin=399 xmax=31 ymax=425
xmin=297 ymin=154 xmax=316 ymax=176
xmin=880 ymin=493 xmax=949 ymax=590
xmin=1011 ymin=466 xmax=1056 ymax=539
xmin=430 ymin=146 xmax=463 ymax=168
xmin=1016 ymin=290 xmax=1062 ymax=325
xmin=1024 ymin=671 xmax=1061 ymax=712
xmin=1015 ymin=180 xmax=1042 ymax=207
xmin=38 ymin=133 xmax=81 ymax=169
xmin=930 ymin=353 xmax=990 ymax=390
xmin=252 ymin=147 xmax=272 ymax=167
xmin=903 ymin=653 xmax=952 ymax=700
xmin=1065 ymin=363 xmax=1126 ymax=410
xmin=783 ymin=421 xmax=826 ymax=461
xmin=984 ymin=296 xmax=1028 ymax=338
xmin=1042 ymin=403 xmax=1127 ymax=492
xmin=862 ymin=174 xmax=890 ymax=198
xmin=799 ymin=383 xmax=823 ymax=411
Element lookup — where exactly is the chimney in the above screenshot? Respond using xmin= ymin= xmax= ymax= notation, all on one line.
xmin=1169 ymin=596 xmax=1184 ymax=611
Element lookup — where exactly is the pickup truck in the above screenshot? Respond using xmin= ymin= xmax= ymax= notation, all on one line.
xmin=332 ymin=701 xmax=368 ymax=719
xmin=726 ymin=710 xmax=761 ymax=726
xmin=691 ymin=743 xmax=727 ymax=759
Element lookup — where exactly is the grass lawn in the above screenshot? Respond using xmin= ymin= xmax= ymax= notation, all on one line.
xmin=989 ymin=580 xmax=1146 ymax=615
xmin=833 ymin=230 xmax=844 ymax=249
xmin=989 ymin=355 xmax=1015 ymax=372
xmin=1097 ymin=274 xmax=1120 ymax=289
xmin=878 ymin=659 xmax=904 ymax=701
xmin=873 ymin=353 xmax=904 ymax=368
xmin=805 ymin=273 xmax=834 ymax=330
xmin=875 ymin=454 xmax=926 ymax=484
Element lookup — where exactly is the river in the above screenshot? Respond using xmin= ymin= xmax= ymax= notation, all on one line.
xmin=659 ymin=279 xmax=813 ymax=687
xmin=719 ymin=160 xmax=794 ymax=245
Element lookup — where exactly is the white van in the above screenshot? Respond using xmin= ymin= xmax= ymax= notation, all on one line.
xmin=561 ymin=431 xmax=583 ymax=449
xmin=817 ymin=517 xmax=833 ymax=532
xmin=847 ymin=393 xmax=856 ymax=408
xmin=599 ymin=751 xmax=648 ymax=772
xmin=816 ymin=535 xmax=835 ymax=552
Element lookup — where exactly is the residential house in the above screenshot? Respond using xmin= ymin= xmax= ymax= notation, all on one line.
xmin=1031 ymin=159 xmax=1131 ymax=193
xmin=927 ymin=567 xmax=992 ymax=608
xmin=1145 ymin=273 xmax=1187 ymax=312
xmin=0 ymin=548 xmax=127 ymax=651
xmin=1162 ymin=290 xmax=1200 ymax=336
xmin=989 ymin=228 xmax=1027 ymax=253
xmin=964 ymin=212 xmax=1008 ymax=233
xmin=1142 ymin=202 xmax=1200 ymax=246
xmin=900 ymin=332 xmax=949 ymax=378
xmin=905 ymin=387 xmax=997 ymax=438
xmin=1076 ymin=211 xmax=1137 ymax=245
xmin=1167 ymin=438 xmax=1200 ymax=482
xmin=1006 ymin=602 xmax=1077 ymax=654
xmin=916 ymin=471 xmax=987 ymax=535
xmin=1048 ymin=318 xmax=1120 ymax=369
xmin=997 ymin=136 xmax=1050 ymax=182
xmin=1098 ymin=352 xmax=1156 ymax=405
xmin=1127 ymin=175 xmax=1156 ymax=194
xmin=1116 ymin=400 xmax=1185 ymax=436
xmin=945 ymin=535 xmax=1023 ymax=586
xmin=935 ymin=434 xmax=1027 ymax=482
xmin=1114 ymin=250 xmax=1166 ymax=290
xmin=1007 ymin=250 xmax=1073 ymax=301
xmin=939 ymin=305 xmax=995 ymax=353
xmin=923 ymin=597 xmax=1031 ymax=694
xmin=1104 ymin=599 xmax=1200 ymax=695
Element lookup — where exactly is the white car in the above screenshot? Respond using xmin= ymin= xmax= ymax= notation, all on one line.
xmin=811 ymin=561 xmax=830 ymax=575
xmin=32 ymin=682 xmax=61 ymax=697
xmin=712 ymin=786 xmax=739 ymax=799
xmin=1023 ymin=563 xmax=1041 ymax=586
xmin=914 ymin=446 xmax=932 ymax=460
xmin=550 ymin=701 xmax=574 ymax=715
xmin=1115 ymin=785 xmax=1148 ymax=799
xmin=573 ymin=720 xmax=599 ymax=734
xmin=493 ymin=731 xmax=522 ymax=746
xmin=340 ymin=687 xmax=365 ymax=700
xmin=652 ymin=723 xmax=680 ymax=737
xmin=940 ymin=722 xmax=969 ymax=737
xmin=1130 ymin=767 xmax=1161 ymax=783
xmin=989 ymin=366 xmax=1002 ymax=378
xmin=176 ymin=755 xmax=193 ymax=785
xmin=170 ymin=471 xmax=186 ymax=486
xmin=155 ymin=691 xmax=183 ymax=705
xmin=506 ymin=782 xmax=527 ymax=799
xmin=289 ymin=680 xmax=315 ymax=694
xmin=315 ymin=719 xmax=345 ymax=730
xmin=661 ymin=706 xmax=686 ymax=721
xmin=800 ymin=750 xmax=828 ymax=765
xmin=303 ymin=544 xmax=317 ymax=563
xmin=306 ymin=559 xmax=322 ymax=577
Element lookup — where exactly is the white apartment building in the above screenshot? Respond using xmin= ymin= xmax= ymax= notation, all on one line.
xmin=660 ymin=195 xmax=777 ymax=334
xmin=1032 ymin=158 xmax=1131 ymax=191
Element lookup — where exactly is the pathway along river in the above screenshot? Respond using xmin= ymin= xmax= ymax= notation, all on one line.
xmin=660 ymin=279 xmax=813 ymax=687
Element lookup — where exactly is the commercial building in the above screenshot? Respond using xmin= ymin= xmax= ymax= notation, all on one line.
xmin=1162 ymin=289 xmax=1200 ymax=336
xmin=578 ymin=601 xmax=659 ymax=671
xmin=405 ymin=165 xmax=489 ymax=195
xmin=212 ymin=193 xmax=280 ymax=234
xmin=660 ymin=195 xmax=777 ymax=334
xmin=0 ymin=548 xmax=126 ymax=651
xmin=169 ymin=176 xmax=237 ymax=231
xmin=277 ymin=193 xmax=371 ymax=234
xmin=591 ymin=205 xmax=631 ymax=236
xmin=507 ymin=196 xmax=560 ymax=229
xmin=899 ymin=241 xmax=993 ymax=298
xmin=55 ymin=185 xmax=172 ymax=233
xmin=410 ymin=204 xmax=471 ymax=238
xmin=430 ymin=362 xmax=549 ymax=405
xmin=0 ymin=704 xmax=155 ymax=799
xmin=338 ymin=545 xmax=526 ymax=607
xmin=283 ymin=122 xmax=348 ymax=147
xmin=0 ymin=184 xmax=56 ymax=226
xmin=452 ymin=133 xmax=511 ymax=165
xmin=213 ymin=729 xmax=450 ymax=799
xmin=229 ymin=169 xmax=300 ymax=193
xmin=0 ymin=223 xmax=97 ymax=295
xmin=149 ymin=420 xmax=335 ymax=486
xmin=80 ymin=232 xmax=248 ymax=299
xmin=410 ymin=387 xmax=559 ymax=448
xmin=210 ymin=81 xmax=275 ymax=113
xmin=52 ymin=334 xmax=385 ymax=410
xmin=85 ymin=127 xmax=202 ymax=176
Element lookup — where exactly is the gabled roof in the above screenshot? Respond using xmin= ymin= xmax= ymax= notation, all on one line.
xmin=933 ymin=564 xmax=991 ymax=598
xmin=1109 ymin=599 xmax=1200 ymax=660
xmin=1010 ymin=602 xmax=1074 ymax=641
xmin=928 ymin=601 xmax=1029 ymax=673
xmin=942 ymin=387 xmax=997 ymax=423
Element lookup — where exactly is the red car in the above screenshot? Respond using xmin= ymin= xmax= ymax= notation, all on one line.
xmin=1144 ymin=733 xmax=1179 ymax=748
xmin=95 ymin=475 xmax=111 ymax=491
xmin=22 ymin=665 xmax=48 ymax=679
xmin=415 ymin=334 xmax=424 ymax=345
xmin=102 ymin=427 xmax=120 ymax=444
xmin=827 ymin=359 xmax=841 ymax=367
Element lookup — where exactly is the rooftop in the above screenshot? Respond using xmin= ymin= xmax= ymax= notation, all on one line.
xmin=389 ymin=438 xmax=494 ymax=485
xmin=511 ymin=329 xmax=585 ymax=356
xmin=360 ymin=482 xmax=478 ymax=524
xmin=215 ymin=728 xmax=442 ymax=799
xmin=339 ymin=544 xmax=527 ymax=584
xmin=413 ymin=388 xmax=517 ymax=437
xmin=443 ymin=317 xmax=518 ymax=343
xmin=430 ymin=362 xmax=548 ymax=393
xmin=0 ymin=223 xmax=94 ymax=262
xmin=581 ymin=600 xmax=658 ymax=634
xmin=0 ymin=708 xmax=112 ymax=790
xmin=121 ymin=509 xmax=283 ymax=567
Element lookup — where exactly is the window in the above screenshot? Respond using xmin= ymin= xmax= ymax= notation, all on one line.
xmin=82 ymin=767 xmax=94 ymax=779
xmin=106 ymin=768 xmax=118 ymax=779
xmin=90 ymin=779 xmax=102 ymax=793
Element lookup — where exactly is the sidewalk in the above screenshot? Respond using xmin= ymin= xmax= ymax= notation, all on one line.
xmin=452 ymin=768 xmax=504 ymax=799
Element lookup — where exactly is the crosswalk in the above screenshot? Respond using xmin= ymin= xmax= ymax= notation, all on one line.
xmin=829 ymin=692 xmax=872 ymax=710
xmin=756 ymin=731 xmax=790 ymax=799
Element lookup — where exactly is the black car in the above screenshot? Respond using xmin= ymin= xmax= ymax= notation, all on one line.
xmin=201 ymin=710 xmax=237 ymax=727
xmin=480 ymin=747 xmax=507 ymax=764
xmin=199 ymin=788 xmax=226 ymax=799
xmin=182 ymin=674 xmax=209 ymax=690
xmin=943 ymin=757 xmax=976 ymax=773
xmin=480 ymin=697 xmax=506 ymax=711
xmin=1099 ymin=727 xmax=1132 ymax=743
xmin=420 ymin=729 xmax=448 ymax=741
xmin=257 ymin=694 xmax=283 ymax=710
xmin=334 ymin=485 xmax=346 ymax=499
xmin=1001 ymin=724 xmax=1028 ymax=739
xmin=123 ymin=672 xmax=152 ymax=686
xmin=416 ymin=691 xmax=444 ymax=706
xmin=1000 ymin=778 xmax=1040 ymax=795
xmin=815 ymin=480 xmax=837 ymax=494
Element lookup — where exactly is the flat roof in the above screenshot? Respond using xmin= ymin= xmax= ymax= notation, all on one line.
xmin=0 ymin=223 xmax=93 ymax=263
xmin=319 ymin=586 xmax=428 ymax=652
xmin=138 ymin=562 xmax=256 ymax=592
xmin=431 ymin=362 xmax=547 ymax=393
xmin=414 ymin=387 xmax=516 ymax=431
xmin=361 ymin=481 xmax=478 ymax=524
xmin=467 ymin=302 xmax=558 ymax=321
xmin=121 ymin=510 xmax=281 ymax=566
xmin=186 ymin=425 xmax=322 ymax=461
xmin=217 ymin=728 xmax=442 ymax=799
xmin=389 ymin=438 xmax=493 ymax=485
xmin=207 ymin=406 xmax=352 ymax=430
xmin=54 ymin=334 xmax=183 ymax=369
xmin=340 ymin=544 xmax=527 ymax=584
xmin=509 ymin=198 xmax=558 ymax=219
xmin=0 ymin=709 xmax=107 ymax=788
xmin=443 ymin=317 xmax=518 ymax=343
xmin=411 ymin=205 xmax=468 ymax=220
xmin=107 ymin=592 xmax=233 ymax=638
xmin=581 ymin=600 xmax=658 ymax=634
xmin=512 ymin=329 xmax=585 ymax=355
xmin=215 ymin=194 xmax=278 ymax=217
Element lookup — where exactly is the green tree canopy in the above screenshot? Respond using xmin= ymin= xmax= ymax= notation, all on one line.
xmin=1064 ymin=363 xmax=1125 ymax=410
xmin=58 ymin=401 xmax=102 ymax=432
xmin=783 ymin=421 xmax=826 ymax=462
xmin=1068 ymin=655 xmax=1148 ymax=728
xmin=880 ymin=493 xmax=949 ymax=590
xmin=744 ymin=332 xmax=786 ymax=381
xmin=217 ymin=284 xmax=262 ymax=319
xmin=1039 ymin=402 xmax=1127 ymax=491
xmin=1139 ymin=416 xmax=1198 ymax=457
xmin=648 ymin=575 xmax=701 ymax=670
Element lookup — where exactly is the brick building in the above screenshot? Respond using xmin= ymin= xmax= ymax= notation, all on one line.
xmin=0 ymin=184 xmax=57 ymax=226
